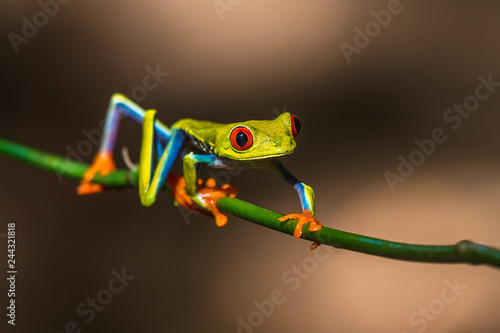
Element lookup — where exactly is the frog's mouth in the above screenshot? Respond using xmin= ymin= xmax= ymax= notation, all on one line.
xmin=218 ymin=148 xmax=295 ymax=161
xmin=233 ymin=150 xmax=295 ymax=160
xmin=217 ymin=138 xmax=297 ymax=161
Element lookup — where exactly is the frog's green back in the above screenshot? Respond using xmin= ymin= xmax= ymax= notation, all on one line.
xmin=172 ymin=118 xmax=223 ymax=153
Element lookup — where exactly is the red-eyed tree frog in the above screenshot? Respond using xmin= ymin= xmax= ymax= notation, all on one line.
xmin=78 ymin=94 xmax=322 ymax=238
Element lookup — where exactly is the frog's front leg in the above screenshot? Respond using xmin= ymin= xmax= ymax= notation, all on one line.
xmin=268 ymin=159 xmax=322 ymax=238
xmin=181 ymin=153 xmax=237 ymax=227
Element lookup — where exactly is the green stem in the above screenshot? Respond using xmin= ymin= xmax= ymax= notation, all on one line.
xmin=1 ymin=136 xmax=500 ymax=269
xmin=0 ymin=137 xmax=137 ymax=187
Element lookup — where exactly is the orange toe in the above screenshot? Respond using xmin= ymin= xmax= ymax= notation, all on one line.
xmin=310 ymin=242 xmax=321 ymax=250
xmin=278 ymin=209 xmax=322 ymax=238
xmin=77 ymin=152 xmax=117 ymax=195
xmin=77 ymin=182 xmax=105 ymax=195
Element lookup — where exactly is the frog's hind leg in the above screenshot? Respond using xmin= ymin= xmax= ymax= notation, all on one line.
xmin=139 ymin=110 xmax=186 ymax=206
xmin=78 ymin=93 xmax=171 ymax=194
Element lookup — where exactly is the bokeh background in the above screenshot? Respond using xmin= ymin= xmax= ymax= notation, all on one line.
xmin=1 ymin=1 xmax=500 ymax=332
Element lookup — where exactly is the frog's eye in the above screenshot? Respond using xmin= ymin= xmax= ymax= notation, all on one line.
xmin=230 ymin=126 xmax=253 ymax=151
xmin=291 ymin=115 xmax=301 ymax=137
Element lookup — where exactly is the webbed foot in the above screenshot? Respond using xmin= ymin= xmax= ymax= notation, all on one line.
xmin=77 ymin=152 xmax=117 ymax=195
xmin=278 ymin=209 xmax=322 ymax=238
xmin=167 ymin=174 xmax=237 ymax=226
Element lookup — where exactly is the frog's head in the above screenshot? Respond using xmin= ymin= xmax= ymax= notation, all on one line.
xmin=214 ymin=112 xmax=301 ymax=160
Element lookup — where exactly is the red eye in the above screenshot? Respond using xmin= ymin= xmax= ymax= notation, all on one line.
xmin=291 ymin=115 xmax=301 ymax=137
xmin=230 ymin=126 xmax=253 ymax=151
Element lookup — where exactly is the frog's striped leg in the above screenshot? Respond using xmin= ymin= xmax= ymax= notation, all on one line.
xmin=139 ymin=110 xmax=186 ymax=206
xmin=78 ymin=93 xmax=171 ymax=194
xmin=268 ymin=159 xmax=322 ymax=238
xmin=181 ymin=153 xmax=237 ymax=227
xmin=100 ymin=93 xmax=171 ymax=152
xmin=268 ymin=159 xmax=315 ymax=214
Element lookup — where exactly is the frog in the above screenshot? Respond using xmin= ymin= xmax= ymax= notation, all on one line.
xmin=78 ymin=93 xmax=322 ymax=238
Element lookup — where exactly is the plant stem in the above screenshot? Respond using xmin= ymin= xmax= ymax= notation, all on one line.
xmin=0 ymin=137 xmax=137 ymax=187
xmin=1 ymin=136 xmax=500 ymax=269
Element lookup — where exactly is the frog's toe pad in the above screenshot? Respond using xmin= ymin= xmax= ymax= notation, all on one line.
xmin=278 ymin=209 xmax=322 ymax=238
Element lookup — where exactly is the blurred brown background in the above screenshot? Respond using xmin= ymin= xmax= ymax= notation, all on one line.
xmin=1 ymin=1 xmax=500 ymax=332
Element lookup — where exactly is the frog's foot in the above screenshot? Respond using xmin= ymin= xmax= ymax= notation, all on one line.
xmin=167 ymin=175 xmax=237 ymax=226
xmin=77 ymin=152 xmax=117 ymax=195
xmin=196 ymin=178 xmax=237 ymax=227
xmin=278 ymin=209 xmax=322 ymax=238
